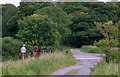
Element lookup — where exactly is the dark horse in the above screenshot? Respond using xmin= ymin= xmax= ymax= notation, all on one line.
xmin=19 ymin=52 xmax=26 ymax=60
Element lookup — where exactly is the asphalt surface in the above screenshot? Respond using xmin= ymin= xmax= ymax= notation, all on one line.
xmin=49 ymin=49 xmax=105 ymax=76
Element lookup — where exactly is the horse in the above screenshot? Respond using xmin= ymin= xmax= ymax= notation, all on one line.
xmin=19 ymin=52 xmax=26 ymax=60
xmin=30 ymin=51 xmax=38 ymax=58
xmin=33 ymin=52 xmax=38 ymax=58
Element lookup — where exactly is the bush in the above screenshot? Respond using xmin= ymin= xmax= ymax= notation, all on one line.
xmin=2 ymin=37 xmax=32 ymax=61
xmin=90 ymin=59 xmax=118 ymax=75
xmin=109 ymin=49 xmax=118 ymax=63
xmin=16 ymin=14 xmax=61 ymax=48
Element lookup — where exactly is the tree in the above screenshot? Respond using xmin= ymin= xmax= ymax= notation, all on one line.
xmin=68 ymin=12 xmax=103 ymax=47
xmin=16 ymin=14 xmax=61 ymax=47
xmin=57 ymin=2 xmax=89 ymax=14
xmin=35 ymin=6 xmax=72 ymax=43
xmin=18 ymin=2 xmax=51 ymax=16
xmin=2 ymin=4 xmax=18 ymax=37
xmin=94 ymin=21 xmax=119 ymax=63
xmin=81 ymin=2 xmax=119 ymax=23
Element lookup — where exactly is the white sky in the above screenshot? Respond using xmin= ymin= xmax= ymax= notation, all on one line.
xmin=0 ymin=0 xmax=21 ymax=7
xmin=0 ymin=0 xmax=119 ymax=7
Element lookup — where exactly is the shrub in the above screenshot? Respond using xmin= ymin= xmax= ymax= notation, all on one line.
xmin=110 ymin=49 xmax=118 ymax=63
xmin=2 ymin=37 xmax=32 ymax=61
xmin=90 ymin=59 xmax=118 ymax=75
xmin=94 ymin=21 xmax=119 ymax=63
xmin=16 ymin=14 xmax=61 ymax=49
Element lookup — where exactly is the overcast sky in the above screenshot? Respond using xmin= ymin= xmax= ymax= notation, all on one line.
xmin=0 ymin=0 xmax=21 ymax=6
xmin=0 ymin=0 xmax=119 ymax=7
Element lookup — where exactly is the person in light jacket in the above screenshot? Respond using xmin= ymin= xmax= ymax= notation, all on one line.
xmin=20 ymin=44 xmax=27 ymax=56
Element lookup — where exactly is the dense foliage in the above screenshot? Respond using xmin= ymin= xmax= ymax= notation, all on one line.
xmin=16 ymin=14 xmax=61 ymax=48
xmin=68 ymin=12 xmax=103 ymax=47
xmin=2 ymin=2 xmax=120 ymax=61
xmin=94 ymin=21 xmax=119 ymax=63
xmin=2 ymin=37 xmax=33 ymax=61
xmin=2 ymin=4 xmax=18 ymax=37
xmin=2 ymin=37 xmax=23 ymax=61
xmin=35 ymin=6 xmax=72 ymax=43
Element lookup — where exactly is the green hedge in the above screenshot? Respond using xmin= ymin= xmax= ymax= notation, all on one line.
xmin=2 ymin=37 xmax=32 ymax=61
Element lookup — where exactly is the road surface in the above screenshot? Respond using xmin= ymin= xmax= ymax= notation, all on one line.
xmin=49 ymin=49 xmax=105 ymax=76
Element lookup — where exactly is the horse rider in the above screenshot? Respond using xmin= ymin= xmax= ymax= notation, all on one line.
xmin=38 ymin=45 xmax=41 ymax=56
xmin=33 ymin=43 xmax=39 ymax=55
xmin=20 ymin=44 xmax=28 ymax=57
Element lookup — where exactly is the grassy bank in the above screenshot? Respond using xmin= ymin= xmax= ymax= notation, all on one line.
xmin=90 ymin=59 xmax=118 ymax=75
xmin=0 ymin=63 xmax=2 ymax=76
xmin=78 ymin=45 xmax=103 ymax=54
xmin=2 ymin=51 xmax=77 ymax=75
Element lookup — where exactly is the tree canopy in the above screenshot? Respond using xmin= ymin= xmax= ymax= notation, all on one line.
xmin=2 ymin=2 xmax=119 ymax=48
xmin=35 ymin=6 xmax=72 ymax=43
xmin=16 ymin=14 xmax=61 ymax=47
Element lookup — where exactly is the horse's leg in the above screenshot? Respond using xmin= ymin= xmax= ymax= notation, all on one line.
xmin=24 ymin=54 xmax=27 ymax=59
xmin=35 ymin=53 xmax=37 ymax=58
xmin=33 ymin=52 xmax=35 ymax=58
xmin=19 ymin=53 xmax=20 ymax=59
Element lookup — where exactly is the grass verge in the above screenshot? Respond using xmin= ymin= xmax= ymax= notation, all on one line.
xmin=78 ymin=45 xmax=103 ymax=54
xmin=90 ymin=59 xmax=118 ymax=75
xmin=65 ymin=68 xmax=80 ymax=75
xmin=0 ymin=63 xmax=2 ymax=76
xmin=2 ymin=51 xmax=77 ymax=75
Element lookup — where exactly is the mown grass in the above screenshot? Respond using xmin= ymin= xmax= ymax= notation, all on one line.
xmin=78 ymin=45 xmax=103 ymax=54
xmin=90 ymin=59 xmax=118 ymax=75
xmin=2 ymin=51 xmax=77 ymax=75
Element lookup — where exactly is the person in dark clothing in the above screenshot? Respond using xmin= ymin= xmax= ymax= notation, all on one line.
xmin=38 ymin=45 xmax=41 ymax=56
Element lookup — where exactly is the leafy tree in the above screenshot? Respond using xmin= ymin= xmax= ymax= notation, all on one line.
xmin=57 ymin=2 xmax=89 ymax=14
xmin=81 ymin=2 xmax=119 ymax=23
xmin=16 ymin=14 xmax=61 ymax=47
xmin=68 ymin=12 xmax=103 ymax=47
xmin=18 ymin=2 xmax=52 ymax=16
xmin=2 ymin=4 xmax=18 ymax=37
xmin=94 ymin=21 xmax=119 ymax=63
xmin=35 ymin=6 xmax=72 ymax=43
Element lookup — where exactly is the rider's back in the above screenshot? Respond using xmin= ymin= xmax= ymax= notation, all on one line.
xmin=21 ymin=47 xmax=26 ymax=52
xmin=34 ymin=46 xmax=38 ymax=52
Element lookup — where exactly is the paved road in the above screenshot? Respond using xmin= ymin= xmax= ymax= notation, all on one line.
xmin=49 ymin=49 xmax=105 ymax=76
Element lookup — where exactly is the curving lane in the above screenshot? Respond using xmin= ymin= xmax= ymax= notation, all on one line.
xmin=49 ymin=49 xmax=105 ymax=76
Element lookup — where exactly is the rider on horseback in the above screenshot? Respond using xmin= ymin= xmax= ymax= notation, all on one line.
xmin=33 ymin=43 xmax=39 ymax=55
xmin=20 ymin=44 xmax=28 ymax=57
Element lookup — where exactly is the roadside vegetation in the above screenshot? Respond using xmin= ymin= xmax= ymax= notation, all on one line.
xmin=90 ymin=59 xmax=118 ymax=75
xmin=2 ymin=51 xmax=77 ymax=75
xmin=90 ymin=21 xmax=119 ymax=75
xmin=78 ymin=45 xmax=103 ymax=54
